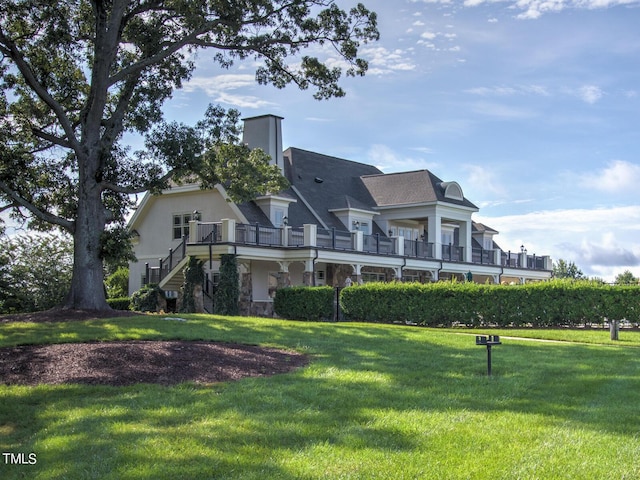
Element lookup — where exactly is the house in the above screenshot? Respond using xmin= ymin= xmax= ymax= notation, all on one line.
xmin=127 ymin=114 xmax=552 ymax=315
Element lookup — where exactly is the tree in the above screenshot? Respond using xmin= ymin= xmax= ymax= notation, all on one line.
xmin=552 ymin=259 xmax=585 ymax=280
xmin=214 ymin=254 xmax=239 ymax=316
xmin=0 ymin=1 xmax=379 ymax=311
xmin=0 ymin=233 xmax=74 ymax=313
xmin=614 ymin=270 xmax=638 ymax=285
xmin=105 ymin=266 xmax=130 ymax=298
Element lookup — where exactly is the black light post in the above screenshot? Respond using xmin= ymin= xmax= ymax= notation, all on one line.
xmin=475 ymin=335 xmax=502 ymax=376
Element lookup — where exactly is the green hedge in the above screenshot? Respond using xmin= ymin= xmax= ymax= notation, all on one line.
xmin=274 ymin=286 xmax=334 ymax=321
xmin=107 ymin=297 xmax=132 ymax=311
xmin=339 ymin=280 xmax=640 ymax=327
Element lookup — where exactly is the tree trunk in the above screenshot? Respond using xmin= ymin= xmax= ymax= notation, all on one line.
xmin=64 ymin=173 xmax=111 ymax=311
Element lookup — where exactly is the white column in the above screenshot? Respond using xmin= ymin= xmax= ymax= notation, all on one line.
xmin=303 ymin=224 xmax=317 ymax=247
xmin=427 ymin=215 xmax=442 ymax=259
xmin=353 ymin=230 xmax=364 ymax=251
xmin=188 ymin=220 xmax=198 ymax=244
xmin=221 ymin=218 xmax=236 ymax=243
xmin=395 ymin=236 xmax=405 ymax=256
xmin=281 ymin=226 xmax=291 ymax=247
xmin=459 ymin=220 xmax=472 ymax=263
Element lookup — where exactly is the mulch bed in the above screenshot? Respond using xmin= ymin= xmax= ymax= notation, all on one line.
xmin=0 ymin=309 xmax=309 ymax=386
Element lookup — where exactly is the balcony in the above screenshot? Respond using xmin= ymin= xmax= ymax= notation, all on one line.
xmin=190 ymin=220 xmax=549 ymax=269
xmin=145 ymin=219 xmax=552 ymax=286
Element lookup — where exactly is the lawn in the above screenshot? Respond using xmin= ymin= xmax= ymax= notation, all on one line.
xmin=1 ymin=314 xmax=640 ymax=479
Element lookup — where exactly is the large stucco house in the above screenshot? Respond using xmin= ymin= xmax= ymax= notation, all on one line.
xmin=127 ymin=115 xmax=552 ymax=315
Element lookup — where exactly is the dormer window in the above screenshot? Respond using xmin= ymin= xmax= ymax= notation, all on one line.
xmin=441 ymin=181 xmax=464 ymax=201
xmin=254 ymin=194 xmax=297 ymax=228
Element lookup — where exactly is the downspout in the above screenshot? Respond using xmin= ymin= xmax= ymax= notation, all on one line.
xmin=312 ymin=248 xmax=319 ymax=286
xmin=436 ymin=261 xmax=443 ymax=282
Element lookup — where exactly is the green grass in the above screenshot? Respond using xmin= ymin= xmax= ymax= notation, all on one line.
xmin=2 ymin=314 xmax=640 ymax=479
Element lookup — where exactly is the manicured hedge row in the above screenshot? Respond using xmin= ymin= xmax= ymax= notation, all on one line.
xmin=340 ymin=280 xmax=640 ymax=327
xmin=274 ymin=286 xmax=334 ymax=321
xmin=107 ymin=297 xmax=132 ymax=311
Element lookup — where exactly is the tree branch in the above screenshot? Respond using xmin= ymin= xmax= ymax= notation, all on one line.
xmin=0 ymin=181 xmax=74 ymax=232
xmin=100 ymin=170 xmax=175 ymax=195
xmin=0 ymin=31 xmax=81 ymax=154
xmin=31 ymin=128 xmax=72 ymax=149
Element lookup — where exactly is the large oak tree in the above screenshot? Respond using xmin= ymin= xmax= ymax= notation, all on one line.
xmin=0 ymin=1 xmax=378 ymax=311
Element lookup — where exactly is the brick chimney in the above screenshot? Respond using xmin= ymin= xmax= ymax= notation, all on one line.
xmin=241 ymin=114 xmax=284 ymax=174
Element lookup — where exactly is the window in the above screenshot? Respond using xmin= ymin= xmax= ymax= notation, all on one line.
xmin=274 ymin=209 xmax=285 ymax=227
xmin=173 ymin=213 xmax=192 ymax=240
xmin=442 ymin=231 xmax=453 ymax=246
xmin=483 ymin=238 xmax=493 ymax=250
xmin=361 ymin=272 xmax=386 ymax=283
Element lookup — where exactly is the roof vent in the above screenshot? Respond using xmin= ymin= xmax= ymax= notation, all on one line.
xmin=314 ymin=177 xmax=324 ymax=183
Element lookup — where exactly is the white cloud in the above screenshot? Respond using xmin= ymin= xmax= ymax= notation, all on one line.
xmin=475 ymin=205 xmax=640 ymax=279
xmin=367 ymin=144 xmax=438 ymax=173
xmin=465 ymin=84 xmax=550 ymax=97
xmin=411 ymin=0 xmax=640 ymax=19
xmin=470 ymin=101 xmax=536 ymax=119
xmin=182 ymin=74 xmax=275 ymax=109
xmin=463 ymin=164 xmax=507 ymax=196
xmin=360 ymin=46 xmax=416 ymax=75
xmin=578 ymin=84 xmax=604 ymax=104
xmin=579 ymin=160 xmax=640 ymax=193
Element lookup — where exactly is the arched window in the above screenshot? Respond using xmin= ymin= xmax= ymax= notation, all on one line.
xmin=441 ymin=182 xmax=464 ymax=201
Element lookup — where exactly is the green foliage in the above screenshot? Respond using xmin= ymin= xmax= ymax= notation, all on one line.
xmin=2 ymin=315 xmax=640 ymax=478
xmin=552 ymin=259 xmax=585 ymax=279
xmin=0 ymin=1 xmax=378 ymax=309
xmin=106 ymin=297 xmax=132 ymax=311
xmin=213 ymin=254 xmax=239 ymax=316
xmin=274 ymin=286 xmax=334 ymax=321
xmin=100 ymin=226 xmax=137 ymax=269
xmin=180 ymin=256 xmax=204 ymax=313
xmin=105 ymin=267 xmax=129 ymax=299
xmin=615 ymin=270 xmax=638 ymax=285
xmin=131 ymin=284 xmax=165 ymax=312
xmin=0 ymin=233 xmax=73 ymax=313
xmin=340 ymin=280 xmax=640 ymax=327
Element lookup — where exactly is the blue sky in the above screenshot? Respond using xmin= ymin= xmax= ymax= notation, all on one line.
xmin=5 ymin=0 xmax=639 ymax=281
xmin=161 ymin=0 xmax=640 ymax=280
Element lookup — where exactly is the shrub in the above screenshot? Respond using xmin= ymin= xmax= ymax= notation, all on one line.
xmin=107 ymin=297 xmax=132 ymax=310
xmin=339 ymin=280 xmax=640 ymax=327
xmin=131 ymin=284 xmax=165 ymax=312
xmin=274 ymin=286 xmax=334 ymax=321
xmin=105 ymin=267 xmax=129 ymax=299
xmin=180 ymin=256 xmax=204 ymax=313
xmin=214 ymin=254 xmax=239 ymax=316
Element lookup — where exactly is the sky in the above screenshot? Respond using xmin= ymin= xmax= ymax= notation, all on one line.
xmin=5 ymin=0 xmax=640 ymax=281
xmin=159 ymin=0 xmax=640 ymax=281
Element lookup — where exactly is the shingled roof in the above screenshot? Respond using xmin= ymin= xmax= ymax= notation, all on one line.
xmin=283 ymin=147 xmax=381 ymax=230
xmin=259 ymin=147 xmax=479 ymax=230
xmin=361 ymin=170 xmax=478 ymax=209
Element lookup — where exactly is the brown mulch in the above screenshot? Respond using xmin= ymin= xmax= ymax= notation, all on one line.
xmin=0 ymin=307 xmax=141 ymax=323
xmin=0 ymin=309 xmax=309 ymax=387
